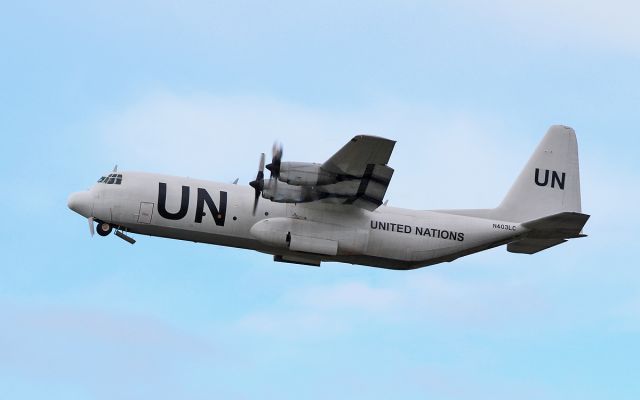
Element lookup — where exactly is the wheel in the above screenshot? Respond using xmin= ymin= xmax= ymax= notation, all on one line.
xmin=97 ymin=221 xmax=112 ymax=236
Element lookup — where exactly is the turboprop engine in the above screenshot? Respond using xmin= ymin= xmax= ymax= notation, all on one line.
xmin=276 ymin=162 xmax=337 ymax=186
xmin=250 ymin=139 xmax=394 ymax=211
xmin=261 ymin=179 xmax=320 ymax=203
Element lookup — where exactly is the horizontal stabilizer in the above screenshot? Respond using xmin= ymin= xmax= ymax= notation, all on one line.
xmin=521 ymin=211 xmax=590 ymax=239
xmin=507 ymin=211 xmax=589 ymax=254
xmin=508 ymin=238 xmax=567 ymax=254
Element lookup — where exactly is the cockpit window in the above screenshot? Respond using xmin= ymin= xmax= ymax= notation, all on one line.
xmin=98 ymin=174 xmax=123 ymax=185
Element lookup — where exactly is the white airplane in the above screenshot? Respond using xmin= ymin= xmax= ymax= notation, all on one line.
xmin=68 ymin=125 xmax=589 ymax=269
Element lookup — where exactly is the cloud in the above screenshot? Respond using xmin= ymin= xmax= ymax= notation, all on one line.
xmin=0 ymin=304 xmax=219 ymax=400
xmin=234 ymin=272 xmax=550 ymax=338
xmin=455 ymin=0 xmax=640 ymax=54
xmin=40 ymin=1 xmax=640 ymax=56
xmin=236 ymin=281 xmax=402 ymax=336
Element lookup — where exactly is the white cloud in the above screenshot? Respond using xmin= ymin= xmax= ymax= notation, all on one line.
xmin=235 ymin=281 xmax=402 ymax=336
xmin=0 ymin=304 xmax=218 ymax=399
xmin=65 ymin=1 xmax=640 ymax=55
xmin=456 ymin=0 xmax=640 ymax=54
xmin=234 ymin=272 xmax=549 ymax=338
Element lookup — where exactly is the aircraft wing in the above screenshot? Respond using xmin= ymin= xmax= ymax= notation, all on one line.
xmin=320 ymin=135 xmax=396 ymax=211
xmin=322 ymin=135 xmax=396 ymax=177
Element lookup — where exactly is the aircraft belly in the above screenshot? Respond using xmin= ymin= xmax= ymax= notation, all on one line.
xmin=124 ymin=222 xmax=273 ymax=252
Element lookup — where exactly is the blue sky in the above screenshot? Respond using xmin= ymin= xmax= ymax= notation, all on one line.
xmin=1 ymin=1 xmax=639 ymax=399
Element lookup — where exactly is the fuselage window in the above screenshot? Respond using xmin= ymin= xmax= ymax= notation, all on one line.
xmin=115 ymin=174 xmax=122 ymax=184
xmin=106 ymin=175 xmax=116 ymax=184
xmin=97 ymin=176 xmax=106 ymax=183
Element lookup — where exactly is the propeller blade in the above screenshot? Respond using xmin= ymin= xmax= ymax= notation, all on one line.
xmin=88 ymin=217 xmax=95 ymax=237
xmin=250 ymin=153 xmax=266 ymax=215
xmin=252 ymin=188 xmax=260 ymax=215
xmin=267 ymin=141 xmax=283 ymax=178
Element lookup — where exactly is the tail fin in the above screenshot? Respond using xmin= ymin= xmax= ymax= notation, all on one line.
xmin=494 ymin=125 xmax=582 ymax=222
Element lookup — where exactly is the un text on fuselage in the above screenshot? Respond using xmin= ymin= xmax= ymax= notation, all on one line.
xmin=370 ymin=220 xmax=465 ymax=241
xmin=157 ymin=182 xmax=227 ymax=225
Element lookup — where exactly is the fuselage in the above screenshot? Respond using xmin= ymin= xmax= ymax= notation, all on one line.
xmin=68 ymin=171 xmax=527 ymax=269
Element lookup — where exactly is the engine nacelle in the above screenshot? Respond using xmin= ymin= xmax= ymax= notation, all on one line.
xmin=261 ymin=180 xmax=320 ymax=203
xmin=278 ymin=162 xmax=336 ymax=186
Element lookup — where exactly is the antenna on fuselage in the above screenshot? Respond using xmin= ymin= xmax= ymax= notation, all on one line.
xmin=112 ymin=164 xmax=118 ymax=172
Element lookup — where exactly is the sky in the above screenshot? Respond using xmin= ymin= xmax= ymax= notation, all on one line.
xmin=1 ymin=1 xmax=639 ymax=399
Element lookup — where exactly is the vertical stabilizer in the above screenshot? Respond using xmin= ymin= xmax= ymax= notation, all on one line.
xmin=494 ymin=125 xmax=582 ymax=222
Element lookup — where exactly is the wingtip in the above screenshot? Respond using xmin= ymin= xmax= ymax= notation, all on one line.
xmin=352 ymin=134 xmax=396 ymax=143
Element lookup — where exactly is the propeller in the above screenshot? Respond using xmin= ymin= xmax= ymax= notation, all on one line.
xmin=249 ymin=153 xmax=266 ymax=215
xmin=88 ymin=217 xmax=95 ymax=237
xmin=266 ymin=141 xmax=283 ymax=179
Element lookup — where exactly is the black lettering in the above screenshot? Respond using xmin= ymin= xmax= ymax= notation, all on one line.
xmin=158 ymin=182 xmax=189 ymax=220
xmin=415 ymin=226 xmax=423 ymax=235
xmin=371 ymin=220 xmax=378 ymax=229
xmin=534 ymin=168 xmax=549 ymax=187
xmin=195 ymin=188 xmax=227 ymax=226
xmin=441 ymin=230 xmax=449 ymax=240
xmin=458 ymin=232 xmax=465 ymax=241
xmin=405 ymin=225 xmax=412 ymax=234
xmin=551 ymin=171 xmax=566 ymax=190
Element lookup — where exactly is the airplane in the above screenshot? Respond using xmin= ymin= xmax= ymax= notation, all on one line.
xmin=68 ymin=125 xmax=589 ymax=270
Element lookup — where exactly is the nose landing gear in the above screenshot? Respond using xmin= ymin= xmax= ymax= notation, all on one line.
xmin=96 ymin=221 xmax=113 ymax=236
xmin=92 ymin=219 xmax=135 ymax=244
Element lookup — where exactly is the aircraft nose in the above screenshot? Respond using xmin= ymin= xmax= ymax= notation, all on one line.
xmin=67 ymin=191 xmax=93 ymax=217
